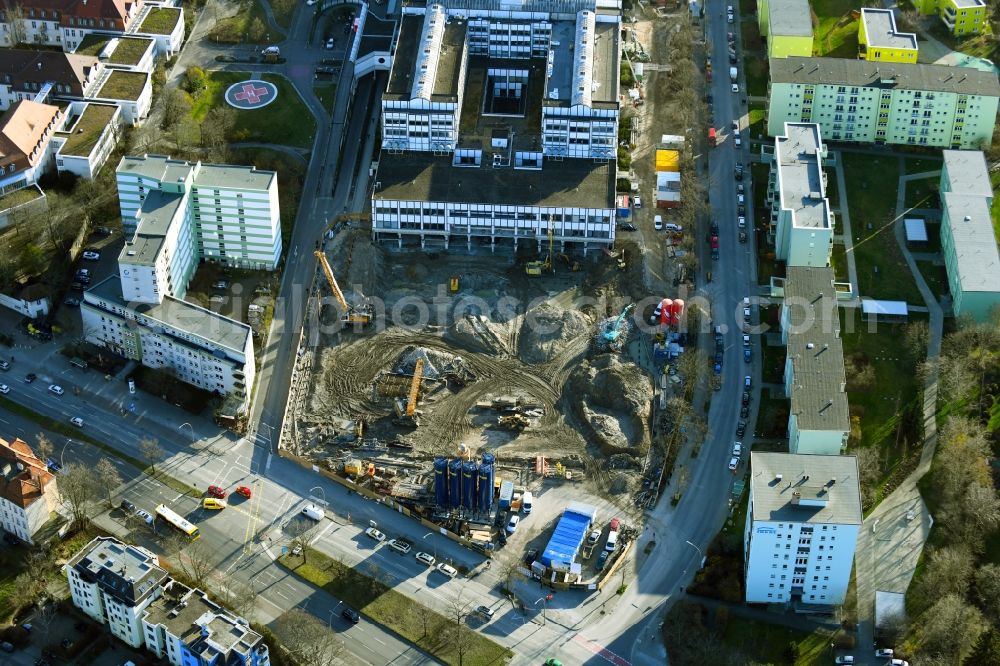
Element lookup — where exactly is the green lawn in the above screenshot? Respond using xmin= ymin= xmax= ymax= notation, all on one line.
xmin=812 ymin=0 xmax=862 ymax=58
xmin=831 ymin=242 xmax=848 ymax=282
xmin=842 ymin=153 xmax=921 ymax=303
xmin=747 ymin=103 xmax=765 ymax=138
xmin=229 ymin=147 xmax=305 ymax=251
xmin=0 ymin=186 xmax=42 ymax=210
xmin=279 ymin=548 xmax=513 ymax=666
xmin=188 ymin=71 xmax=316 ymax=149
xmin=753 ymin=162 xmax=777 ymax=285
xmin=755 ymin=387 xmax=790 ymax=440
xmin=903 ymin=176 xmax=938 ymax=210
xmin=0 ymin=543 xmax=29 ymax=622
xmin=97 ymin=70 xmax=147 ymax=100
xmin=840 ymin=308 xmax=923 ymax=453
xmin=75 ymin=34 xmax=152 ymax=65
xmin=313 ymin=82 xmax=337 ymax=112
xmin=723 ymin=616 xmax=832 ymax=665
xmin=904 ymin=157 xmax=942 ymax=175
xmin=916 ymin=260 xmax=948 ymax=301
xmin=745 ymin=57 xmax=768 ymax=98
xmin=761 ymin=339 xmax=786 ymax=385
xmin=139 ymin=7 xmax=181 ymax=34
xmin=59 ymin=104 xmax=117 ymax=156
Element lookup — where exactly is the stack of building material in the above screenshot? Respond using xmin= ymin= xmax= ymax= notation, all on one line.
xmin=655 ymin=149 xmax=681 ymax=209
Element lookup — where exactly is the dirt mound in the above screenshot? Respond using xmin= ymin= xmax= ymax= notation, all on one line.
xmin=448 ymin=315 xmax=513 ymax=355
xmin=393 ymin=346 xmax=467 ymax=379
xmin=567 ymin=355 xmax=652 ymax=457
xmin=518 ymin=302 xmax=591 ymax=364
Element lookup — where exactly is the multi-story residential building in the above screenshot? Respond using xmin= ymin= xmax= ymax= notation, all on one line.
xmin=372 ymin=0 xmax=618 ymax=254
xmin=116 ymin=155 xmax=282 ymax=270
xmin=913 ymin=0 xmax=987 ymax=36
xmin=0 ymin=436 xmax=58 ymax=544
xmin=0 ymin=0 xmax=144 ymax=49
xmin=53 ymin=101 xmax=121 ymax=179
xmin=67 ymin=537 xmax=268 ymax=666
xmin=744 ymin=452 xmax=861 ymax=606
xmin=767 ymin=56 xmax=1000 ymax=149
xmin=938 ymin=149 xmax=1000 ymax=323
xmin=142 ymin=579 xmax=270 ymax=666
xmin=858 ymin=9 xmax=917 ymax=63
xmin=756 ymin=0 xmax=813 ymax=59
xmin=781 ymin=266 xmax=849 ymax=455
xmin=0 ymin=100 xmax=62 ymax=194
xmin=64 ymin=536 xmax=170 ymax=647
xmin=767 ymin=123 xmax=834 ymax=266
xmin=81 ymin=155 xmax=276 ymax=415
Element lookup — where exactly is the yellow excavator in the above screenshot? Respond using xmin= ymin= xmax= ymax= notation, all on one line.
xmin=526 ymin=223 xmax=554 ymax=276
xmin=314 ymin=250 xmax=373 ymax=326
xmin=393 ymin=359 xmax=424 ymax=427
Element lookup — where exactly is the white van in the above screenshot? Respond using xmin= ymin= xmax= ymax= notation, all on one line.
xmin=301 ymin=504 xmax=324 ymax=521
xmin=522 ymin=491 xmax=533 ymax=514
xmin=605 ymin=530 xmax=619 ymax=552
xmin=653 ymin=215 xmax=663 ymax=230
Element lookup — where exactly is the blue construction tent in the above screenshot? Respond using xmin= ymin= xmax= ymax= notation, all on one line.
xmin=539 ymin=502 xmax=597 ymax=570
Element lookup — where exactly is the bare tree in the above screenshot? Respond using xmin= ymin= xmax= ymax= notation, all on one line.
xmin=95 ymin=457 xmax=122 ymax=509
xmin=290 ymin=535 xmax=308 ymax=564
xmin=272 ymin=608 xmax=343 ymax=666
xmin=139 ymin=437 xmax=165 ymax=473
xmin=2 ymin=4 xmax=26 ymax=47
xmin=178 ymin=540 xmax=216 ymax=590
xmin=217 ymin=576 xmax=259 ymax=623
xmin=446 ymin=589 xmax=473 ymax=666
xmin=972 ymin=563 xmax=1000 ymax=620
xmin=58 ymin=464 xmax=100 ymax=528
xmin=33 ymin=432 xmax=53 ymax=464
xmin=202 ymin=106 xmax=237 ymax=162
xmin=910 ymin=545 xmax=974 ymax=615
xmin=497 ymin=558 xmax=524 ymax=594
xmin=913 ymin=594 xmax=987 ymax=664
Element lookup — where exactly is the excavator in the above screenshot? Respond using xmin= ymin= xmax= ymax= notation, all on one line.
xmin=526 ymin=222 xmax=554 ymax=276
xmin=601 ymin=303 xmax=635 ymax=345
xmin=393 ymin=359 xmax=424 ymax=428
xmin=313 ymin=250 xmax=373 ymax=326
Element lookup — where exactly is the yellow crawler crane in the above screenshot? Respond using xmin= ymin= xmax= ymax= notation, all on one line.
xmin=314 ymin=250 xmax=373 ymax=325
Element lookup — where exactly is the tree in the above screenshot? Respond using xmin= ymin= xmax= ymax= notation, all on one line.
xmin=290 ymin=535 xmax=308 ymax=564
xmin=177 ymin=539 xmax=216 ymax=590
xmin=183 ymin=66 xmax=208 ymax=96
xmin=964 ymin=628 xmax=1000 ymax=666
xmin=202 ymin=106 xmax=236 ymax=162
xmin=58 ymin=464 xmax=100 ymax=528
xmin=910 ymin=545 xmax=974 ymax=615
xmin=972 ymin=563 xmax=1000 ymax=620
xmin=33 ymin=432 xmax=53 ymax=464
xmin=272 ymin=608 xmax=342 ymax=666
xmin=914 ymin=594 xmax=987 ymax=664
xmin=18 ymin=243 xmax=45 ymax=279
xmin=248 ymin=17 xmax=266 ymax=42
xmin=446 ymin=589 xmax=473 ymax=666
xmin=2 ymin=4 xmax=27 ymax=47
xmin=217 ymin=577 xmax=259 ymax=623
xmin=95 ymin=457 xmax=122 ymax=509
xmin=139 ymin=437 xmax=165 ymax=473
xmin=163 ymin=88 xmax=192 ymax=133
xmin=497 ymin=558 xmax=523 ymax=595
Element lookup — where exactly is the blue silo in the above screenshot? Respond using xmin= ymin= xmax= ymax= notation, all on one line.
xmin=449 ymin=459 xmax=463 ymax=509
xmin=433 ymin=457 xmax=448 ymax=506
xmin=462 ymin=461 xmax=478 ymax=510
xmin=478 ymin=464 xmax=493 ymax=513
xmin=481 ymin=452 xmax=495 ymax=467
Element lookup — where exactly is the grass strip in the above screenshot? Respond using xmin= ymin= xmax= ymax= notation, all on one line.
xmin=0 ymin=395 xmax=201 ymax=497
xmin=278 ymin=548 xmax=513 ymax=666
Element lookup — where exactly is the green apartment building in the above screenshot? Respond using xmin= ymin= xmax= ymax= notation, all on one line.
xmin=757 ymin=0 xmax=813 ymax=58
xmin=913 ymin=0 xmax=987 ymax=36
xmin=767 ymin=57 xmax=1000 ymax=148
xmin=939 ymin=150 xmax=1000 ymax=323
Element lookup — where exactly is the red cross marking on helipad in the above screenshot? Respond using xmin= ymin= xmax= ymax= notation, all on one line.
xmin=234 ymin=83 xmax=269 ymax=104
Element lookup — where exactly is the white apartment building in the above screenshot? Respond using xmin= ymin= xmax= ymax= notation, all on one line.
xmin=142 ymin=580 xmax=270 ymax=666
xmin=768 ymin=123 xmax=834 ymax=266
xmin=0 ymin=436 xmax=58 ymax=544
xmin=64 ymin=537 xmax=169 ymax=648
xmin=116 ymin=154 xmax=282 ymax=271
xmin=744 ymin=452 xmax=861 ymax=606
xmin=373 ymin=0 xmax=619 ymax=253
xmin=767 ymin=56 xmax=1000 ymax=149
xmin=781 ymin=266 xmax=849 ymax=455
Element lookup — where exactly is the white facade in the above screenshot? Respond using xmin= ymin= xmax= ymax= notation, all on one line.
xmin=0 ymin=437 xmax=57 ymax=544
xmin=768 ymin=123 xmax=834 ymax=266
xmin=127 ymin=5 xmax=186 ymax=57
xmin=744 ymin=452 xmax=861 ymax=606
xmin=91 ymin=71 xmax=152 ymax=125
xmin=54 ymin=101 xmax=122 ymax=179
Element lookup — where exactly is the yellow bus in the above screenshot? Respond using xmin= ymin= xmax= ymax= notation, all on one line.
xmin=155 ymin=504 xmax=200 ymax=540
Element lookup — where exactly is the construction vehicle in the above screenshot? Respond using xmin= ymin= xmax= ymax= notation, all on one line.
xmin=558 ymin=254 xmax=580 ymax=272
xmin=449 ymin=276 xmax=459 ymax=293
xmin=497 ymin=414 xmax=529 ymax=430
xmin=314 ymin=250 xmax=373 ymax=326
xmin=617 ymin=249 xmax=626 ymax=271
xmin=526 ymin=222 xmax=554 ymax=276
xmin=602 ymin=304 xmax=635 ymax=344
xmin=393 ymin=359 xmax=424 ymax=427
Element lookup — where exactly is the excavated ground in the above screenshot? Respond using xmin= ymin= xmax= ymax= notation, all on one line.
xmin=298 ymin=229 xmax=656 ymax=498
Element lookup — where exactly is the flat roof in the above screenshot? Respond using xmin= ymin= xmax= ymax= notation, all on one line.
xmin=750 ymin=452 xmax=862 ymax=525
xmin=861 ymin=299 xmax=908 ymax=316
xmin=75 ymin=34 xmax=154 ymax=66
xmin=97 ymin=69 xmax=147 ymax=101
xmin=385 ymin=11 xmax=466 ymax=102
xmin=145 ymin=582 xmax=262 ymax=659
xmin=540 ymin=502 xmax=596 ymax=569
xmin=768 ymin=0 xmax=813 ymax=38
xmin=68 ymin=537 xmax=168 ymax=607
xmin=57 ymin=103 xmax=118 ymax=157
xmin=942 ymin=192 xmax=1000 ymax=293
xmin=775 ymin=123 xmax=830 ymax=230
xmin=783 ymin=266 xmax=850 ymax=433
xmin=358 ymin=13 xmax=395 ymax=60
xmin=118 ymin=155 xmax=275 ymax=191
xmin=87 ymin=276 xmax=252 ymax=356
xmin=942 ymin=149 xmax=991 ymax=198
xmin=770 ymin=56 xmax=1000 ymax=97
xmin=121 ymin=190 xmax=183 ymax=266
xmin=861 ymin=9 xmax=917 ymax=51
xmin=951 ymin=0 xmax=985 ymax=7
xmin=373 ymin=152 xmax=615 ymax=209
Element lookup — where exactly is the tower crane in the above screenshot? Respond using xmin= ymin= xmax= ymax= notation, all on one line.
xmin=313 ymin=250 xmax=373 ymax=326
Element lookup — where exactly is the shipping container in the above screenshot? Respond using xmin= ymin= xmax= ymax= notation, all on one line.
xmin=498 ymin=480 xmax=515 ymax=510
xmin=655 ymin=149 xmax=680 ymax=172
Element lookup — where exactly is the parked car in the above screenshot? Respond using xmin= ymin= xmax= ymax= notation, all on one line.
xmin=365 ymin=527 xmax=386 ymax=542
xmin=732 ymin=442 xmax=743 ymax=457
xmin=207 ymin=485 xmax=227 ymax=498
xmin=618 ymin=222 xmax=637 ymax=231
xmin=235 ymin=486 xmax=252 ymax=499
xmin=587 ymin=530 xmax=601 ymax=545
xmin=653 ymin=215 xmax=663 ymax=231
xmin=741 ymin=390 xmax=751 ymax=405
xmin=740 ymin=405 xmax=749 ymax=418
xmin=731 ymin=83 xmax=739 ymax=93
xmin=23 ymin=373 xmax=35 ymax=384
xmin=136 ymin=509 xmax=154 ymax=525
xmin=415 ymin=551 xmax=436 ymax=566
xmin=212 ymin=280 xmax=230 ymax=290
xmin=475 ymin=605 xmax=495 ymax=620
xmin=0 ymin=384 xmax=8 ymax=394
xmin=120 ymin=499 xmax=136 ymax=512
xmin=875 ymin=650 xmax=895 ymax=659
xmin=326 ymin=37 xmax=335 ymax=49
xmin=736 ymin=421 xmax=747 ymax=437
xmin=436 ymin=563 xmax=458 ymax=578
xmin=506 ymin=515 xmax=520 ymax=534
xmin=835 ymin=658 xmax=855 ymax=665
xmin=728 ymin=457 xmax=739 ymax=471
xmin=82 ymin=251 xmax=100 ymax=261
xmin=744 ymin=375 xmax=752 ymax=388
xmin=63 ymin=297 xmax=81 ymax=307
xmin=633 ymin=195 xmax=642 ymax=208
xmin=595 ymin=550 xmax=609 ymax=571
xmin=388 ymin=538 xmax=412 ymax=554
xmin=45 ymin=458 xmax=61 ymax=473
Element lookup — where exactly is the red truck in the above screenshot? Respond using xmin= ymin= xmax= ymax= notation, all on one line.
xmin=708 ymin=127 xmax=717 ymax=147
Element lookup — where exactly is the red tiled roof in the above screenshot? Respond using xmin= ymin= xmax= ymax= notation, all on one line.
xmin=0 ymin=436 xmax=55 ymax=510
xmin=0 ymin=100 xmax=61 ymax=171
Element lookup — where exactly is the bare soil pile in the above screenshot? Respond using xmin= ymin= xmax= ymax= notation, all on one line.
xmin=518 ymin=302 xmax=592 ymax=364
xmin=567 ymin=354 xmax=652 ymax=457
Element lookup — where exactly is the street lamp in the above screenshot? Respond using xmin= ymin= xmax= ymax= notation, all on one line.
xmin=534 ymin=597 xmax=547 ymax=626
xmin=309 ymin=486 xmax=326 ymax=505
xmin=59 ymin=439 xmax=74 ymax=469
xmin=684 ymin=540 xmax=705 ymax=572
xmin=178 ymin=423 xmax=196 ymax=443
xmin=422 ymin=532 xmax=437 ymax=560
